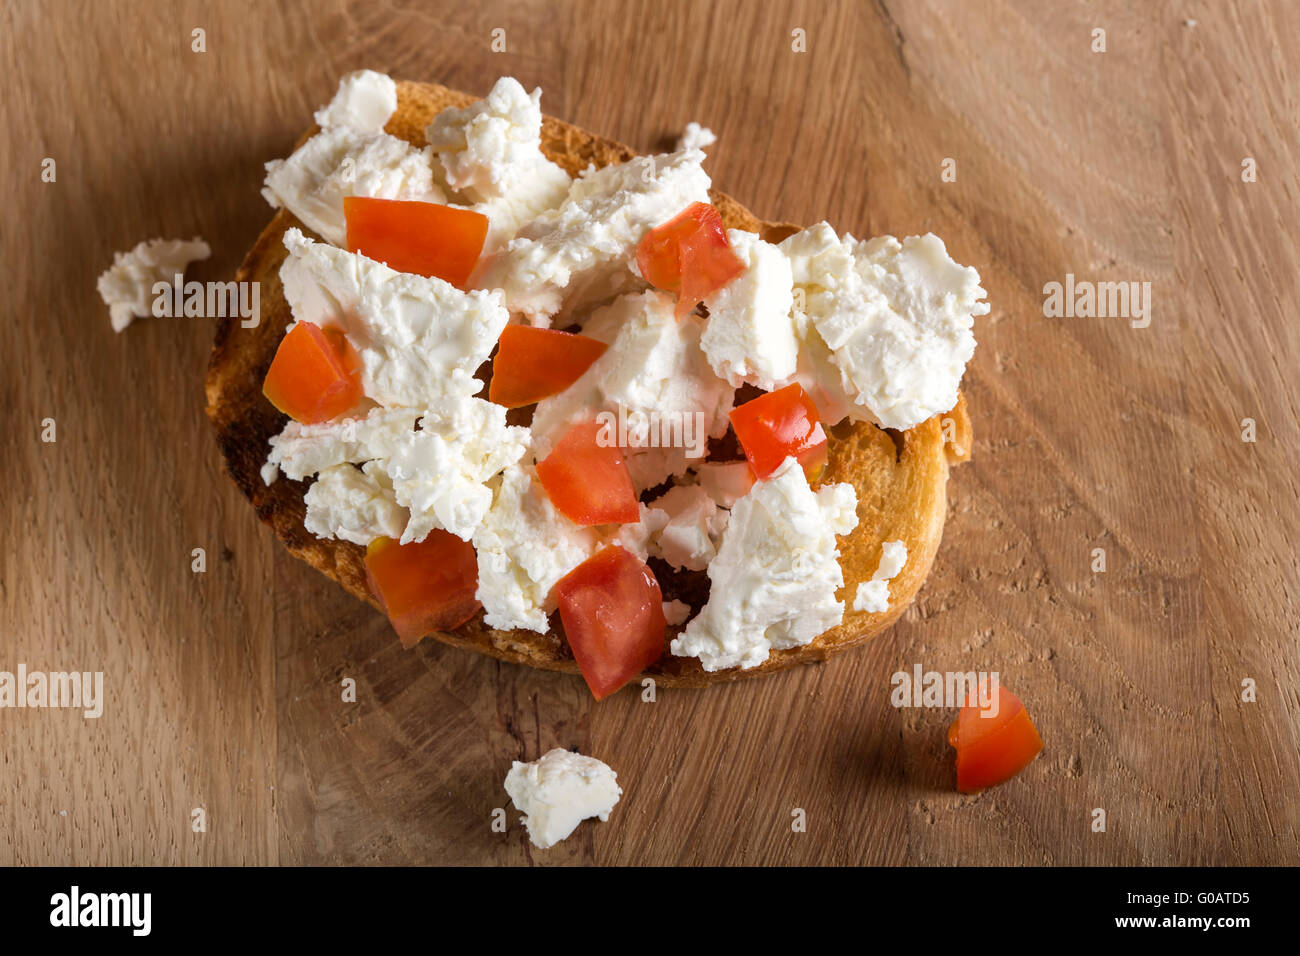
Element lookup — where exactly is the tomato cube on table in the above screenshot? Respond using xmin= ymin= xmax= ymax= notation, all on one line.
xmin=947 ymin=684 xmax=1044 ymax=793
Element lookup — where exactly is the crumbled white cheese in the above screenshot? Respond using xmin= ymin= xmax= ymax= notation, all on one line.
xmin=645 ymin=484 xmax=728 ymax=572
xmin=264 ymin=397 xmax=524 ymax=544
xmin=530 ymin=290 xmax=734 ymax=491
xmin=303 ymin=461 xmax=408 ymax=545
xmin=426 ymin=76 xmax=572 ymax=248
xmin=97 ymin=237 xmax=211 ymax=332
xmin=504 ymin=749 xmax=622 ymax=849
xmin=671 ymin=457 xmax=859 ymax=671
xmin=676 ymin=121 xmax=716 ymax=152
xmin=475 ymin=149 xmax=711 ymax=324
xmin=280 ymin=228 xmax=508 ymax=406
xmin=605 ymin=503 xmax=668 ymax=564
xmin=472 ymin=463 xmax=603 ymax=633
xmin=690 ymin=461 xmax=754 ymax=509
xmin=786 ymin=309 xmax=856 ymax=425
xmin=313 ymin=69 xmax=398 ymax=134
xmin=263 ymin=126 xmax=445 ymax=247
xmin=700 ymin=229 xmax=798 ymax=390
xmin=663 ymin=600 xmax=693 ymax=627
xmin=385 ymin=397 xmax=529 ymax=543
xmin=852 ymin=539 xmax=908 ymax=613
xmin=265 ymin=406 xmax=419 ymax=482
xmin=780 ymin=224 xmax=987 ymax=429
xmin=263 ymin=71 xmax=444 ymax=247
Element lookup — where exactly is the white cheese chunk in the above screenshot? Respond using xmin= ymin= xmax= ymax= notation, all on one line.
xmin=700 ymin=229 xmax=798 ymax=390
xmin=605 ymin=503 xmax=667 ymax=564
xmin=504 ymin=749 xmax=622 ymax=850
xmin=264 ymin=406 xmax=419 ymax=482
xmin=313 ymin=69 xmax=398 ymax=134
xmin=385 ymin=397 xmax=529 ymax=543
xmin=531 ymin=290 xmax=734 ymax=491
xmin=690 ymin=461 xmax=754 ymax=509
xmin=426 ymin=76 xmax=572 ymax=248
xmin=663 ymin=600 xmax=693 ymax=627
xmin=263 ymin=127 xmax=444 ymax=247
xmin=303 ymin=461 xmax=408 ymax=545
xmin=779 ymin=224 xmax=987 ymax=429
xmin=853 ymin=540 xmax=908 ymax=613
xmin=97 ymin=237 xmax=211 ymax=332
xmin=645 ymin=484 xmax=728 ymax=572
xmin=472 ymin=463 xmax=603 ymax=633
xmin=786 ymin=310 xmax=856 ymax=426
xmin=475 ymin=149 xmax=711 ymax=324
xmin=280 ymin=228 xmax=508 ymax=406
xmin=671 ymin=457 xmax=859 ymax=671
xmin=676 ymin=122 xmax=716 ymax=152
xmin=264 ymin=396 xmax=524 ymax=544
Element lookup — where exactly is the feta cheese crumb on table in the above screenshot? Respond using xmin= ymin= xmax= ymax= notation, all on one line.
xmin=676 ymin=121 xmax=716 ymax=151
xmin=97 ymin=237 xmax=211 ymax=332
xmin=853 ymin=539 xmax=908 ymax=613
xmin=504 ymin=749 xmax=622 ymax=849
xmin=670 ymin=457 xmax=860 ymax=672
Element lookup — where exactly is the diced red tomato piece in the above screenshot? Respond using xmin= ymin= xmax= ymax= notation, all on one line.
xmin=678 ymin=219 xmax=746 ymax=317
xmin=636 ymin=207 xmax=699 ymax=294
xmin=488 ymin=325 xmax=608 ymax=408
xmin=636 ymin=202 xmax=745 ymax=318
xmin=343 ymin=197 xmax=488 ymax=286
xmin=555 ymin=545 xmax=666 ymax=700
xmin=262 ymin=321 xmax=363 ymax=424
xmin=729 ymin=383 xmax=828 ymax=482
xmin=536 ymin=420 xmax=640 ymax=526
xmin=364 ymin=533 xmax=481 ymax=648
xmin=947 ymin=684 xmax=1044 ymax=793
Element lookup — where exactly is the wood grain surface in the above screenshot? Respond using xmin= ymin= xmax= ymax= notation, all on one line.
xmin=2 ymin=0 xmax=1297 ymax=865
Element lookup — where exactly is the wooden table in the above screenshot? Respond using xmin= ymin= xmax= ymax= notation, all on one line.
xmin=3 ymin=0 xmax=1296 ymax=865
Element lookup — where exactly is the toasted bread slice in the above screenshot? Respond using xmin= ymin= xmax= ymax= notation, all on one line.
xmin=204 ymin=80 xmax=971 ymax=688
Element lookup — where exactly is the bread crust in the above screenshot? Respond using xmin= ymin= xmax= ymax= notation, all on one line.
xmin=204 ymin=80 xmax=970 ymax=688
